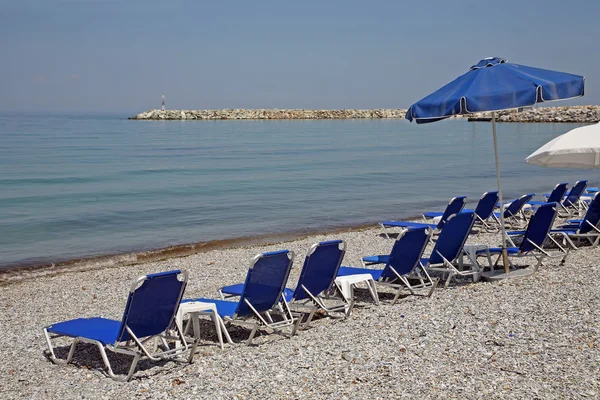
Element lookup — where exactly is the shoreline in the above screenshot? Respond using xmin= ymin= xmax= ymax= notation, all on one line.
xmin=129 ymin=105 xmax=600 ymax=123
xmin=0 ymin=220 xmax=381 ymax=285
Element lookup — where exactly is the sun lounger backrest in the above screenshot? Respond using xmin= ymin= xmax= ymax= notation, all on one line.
xmin=235 ymin=250 xmax=294 ymax=317
xmin=117 ymin=270 xmax=187 ymax=343
xmin=546 ymin=182 xmax=569 ymax=203
xmin=381 ymin=227 xmax=430 ymax=278
xmin=437 ymin=196 xmax=467 ymax=229
xmin=564 ymin=180 xmax=587 ymax=207
xmin=429 ymin=212 xmax=475 ymax=265
xmin=474 ymin=191 xmax=499 ymax=220
xmin=579 ymin=193 xmax=600 ymax=234
xmin=504 ymin=193 xmax=535 ymax=217
xmin=520 ymin=203 xmax=557 ymax=253
xmin=292 ymin=240 xmax=345 ymax=301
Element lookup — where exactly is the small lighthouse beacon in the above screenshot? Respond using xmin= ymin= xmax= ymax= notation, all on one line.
xmin=161 ymin=94 xmax=166 ymax=111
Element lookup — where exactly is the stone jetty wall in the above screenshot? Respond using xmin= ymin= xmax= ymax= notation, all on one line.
xmin=130 ymin=106 xmax=600 ymax=123
xmin=130 ymin=108 xmax=407 ymax=120
xmin=465 ymin=106 xmax=600 ymax=123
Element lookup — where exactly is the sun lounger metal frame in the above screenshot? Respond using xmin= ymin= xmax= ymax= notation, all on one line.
xmin=43 ymin=270 xmax=189 ymax=382
xmin=421 ymin=211 xmax=478 ymax=287
xmin=484 ymin=203 xmax=567 ymax=271
xmin=186 ymin=250 xmax=299 ymax=346
xmin=344 ymin=227 xmax=437 ymax=303
xmin=557 ymin=180 xmax=588 ymax=218
xmin=549 ymin=192 xmax=600 ymax=250
xmin=530 ymin=182 xmax=569 ymax=210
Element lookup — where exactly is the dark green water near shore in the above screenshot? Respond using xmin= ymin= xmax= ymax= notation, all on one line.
xmin=0 ymin=113 xmax=590 ymax=271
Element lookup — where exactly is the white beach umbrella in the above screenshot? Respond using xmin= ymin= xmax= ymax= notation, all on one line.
xmin=525 ymin=122 xmax=600 ymax=184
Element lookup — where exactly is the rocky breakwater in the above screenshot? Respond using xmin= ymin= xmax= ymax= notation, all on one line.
xmin=130 ymin=108 xmax=408 ymax=120
xmin=467 ymin=105 xmax=600 ymax=123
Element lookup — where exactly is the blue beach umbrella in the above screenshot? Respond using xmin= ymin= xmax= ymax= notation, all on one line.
xmin=406 ymin=57 xmax=585 ymax=275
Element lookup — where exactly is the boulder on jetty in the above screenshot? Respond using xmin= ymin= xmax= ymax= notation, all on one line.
xmin=465 ymin=105 xmax=600 ymax=123
xmin=130 ymin=108 xmax=408 ymax=120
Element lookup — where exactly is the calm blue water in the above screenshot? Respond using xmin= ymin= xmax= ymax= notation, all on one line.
xmin=0 ymin=113 xmax=591 ymax=270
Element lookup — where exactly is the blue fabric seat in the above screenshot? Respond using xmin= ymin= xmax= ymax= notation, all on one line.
xmin=481 ymin=247 xmax=520 ymax=255
xmin=218 ymin=285 xmax=295 ymax=303
xmin=218 ymin=240 xmax=348 ymax=323
xmin=362 ymin=254 xmax=389 ymax=264
xmin=338 ymin=227 xmax=435 ymax=304
xmin=43 ymin=270 xmax=189 ymax=382
xmin=182 ymin=298 xmax=239 ymax=319
xmin=337 ymin=266 xmax=384 ymax=281
xmin=185 ymin=249 xmax=298 ymax=345
xmin=46 ymin=318 xmax=122 ymax=346
xmin=381 ymin=196 xmax=467 ymax=237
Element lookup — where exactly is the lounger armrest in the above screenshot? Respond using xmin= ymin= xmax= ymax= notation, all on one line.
xmin=220 ymin=283 xmax=245 ymax=297
xmin=362 ymin=255 xmax=389 ymax=265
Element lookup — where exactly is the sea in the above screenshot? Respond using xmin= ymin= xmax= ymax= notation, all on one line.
xmin=0 ymin=113 xmax=591 ymax=272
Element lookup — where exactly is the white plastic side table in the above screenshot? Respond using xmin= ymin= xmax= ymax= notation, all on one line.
xmin=461 ymin=244 xmax=492 ymax=281
xmin=176 ymin=301 xmax=233 ymax=360
xmin=334 ymin=274 xmax=379 ymax=315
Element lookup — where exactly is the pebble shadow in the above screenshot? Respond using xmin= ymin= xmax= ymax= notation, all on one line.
xmin=47 ymin=342 xmax=177 ymax=379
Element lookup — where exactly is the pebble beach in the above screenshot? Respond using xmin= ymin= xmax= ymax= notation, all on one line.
xmin=1 ymin=224 xmax=599 ymax=399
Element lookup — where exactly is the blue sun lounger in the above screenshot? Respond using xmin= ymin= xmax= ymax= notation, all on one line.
xmin=558 ymin=180 xmax=588 ymax=217
xmin=529 ymin=182 xmax=568 ymax=209
xmin=420 ymin=211 xmax=478 ymax=287
xmin=381 ymin=196 xmax=467 ymax=238
xmin=184 ymin=250 xmax=297 ymax=345
xmin=549 ymin=192 xmax=600 ymax=249
xmin=481 ymin=203 xmax=565 ymax=271
xmin=493 ymin=193 xmax=535 ymax=228
xmin=219 ymin=240 xmax=348 ymax=325
xmin=337 ymin=227 xmax=436 ymax=304
xmin=462 ymin=191 xmax=500 ymax=231
xmin=43 ymin=270 xmax=189 ymax=382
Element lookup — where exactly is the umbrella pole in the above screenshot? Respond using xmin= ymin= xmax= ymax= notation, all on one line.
xmin=491 ymin=112 xmax=510 ymax=273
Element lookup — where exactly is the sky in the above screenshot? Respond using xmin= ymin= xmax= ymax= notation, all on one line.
xmin=0 ymin=0 xmax=598 ymax=113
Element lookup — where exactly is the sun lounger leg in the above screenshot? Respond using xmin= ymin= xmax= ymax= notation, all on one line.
xmin=443 ymin=272 xmax=455 ymax=288
xmin=43 ymin=328 xmax=58 ymax=362
xmin=66 ymin=340 xmax=77 ymax=363
xmin=380 ymin=223 xmax=391 ymax=239
xmin=264 ymin=312 xmax=274 ymax=323
xmin=290 ymin=317 xmax=302 ymax=337
xmin=301 ymin=308 xmax=317 ymax=328
xmin=534 ymin=255 xmax=545 ymax=271
xmin=246 ymin=324 xmax=259 ymax=346
xmin=428 ymin=278 xmax=439 ymax=297
xmin=97 ymin=342 xmax=140 ymax=382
